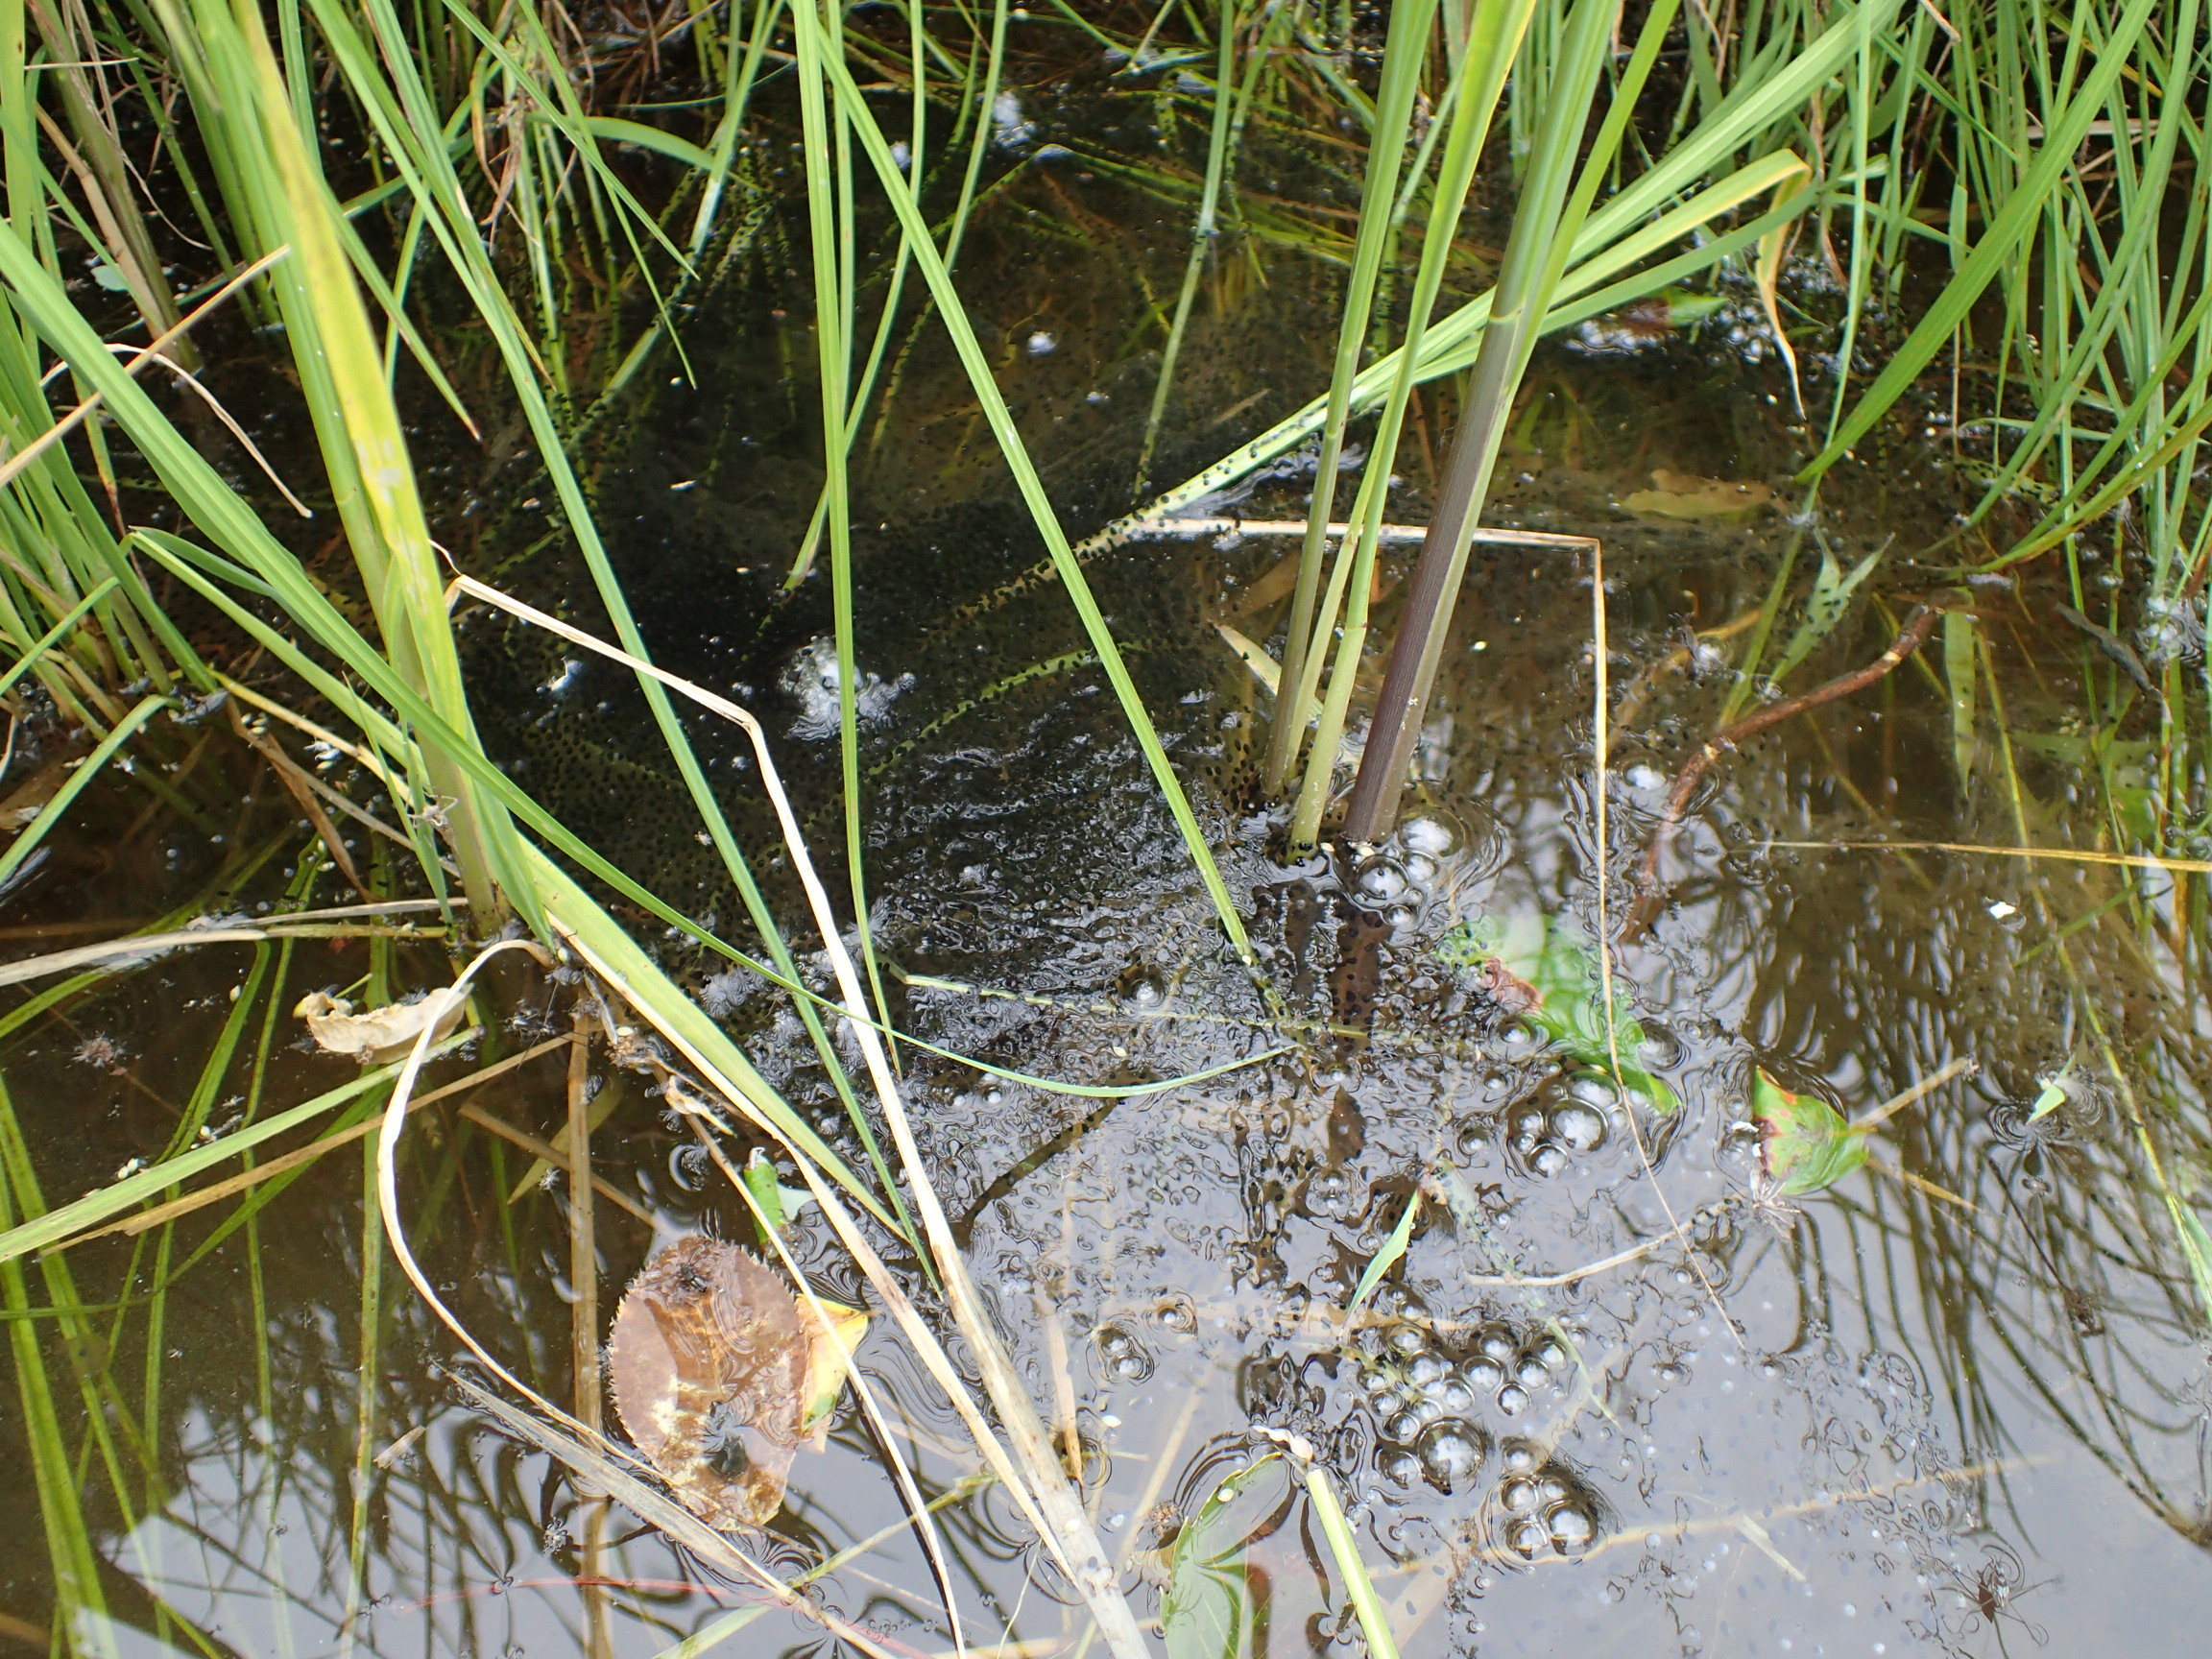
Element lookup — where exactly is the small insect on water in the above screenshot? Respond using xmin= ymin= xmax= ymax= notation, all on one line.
xmin=1947 ymin=1541 xmax=2051 ymax=1657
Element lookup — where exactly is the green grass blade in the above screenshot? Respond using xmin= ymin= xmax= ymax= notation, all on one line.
xmin=0 ymin=693 xmax=166 ymax=894
xmin=811 ymin=17 xmax=1258 ymax=967
xmin=1305 ymin=1462 xmax=1400 ymax=1659
xmin=1806 ymin=0 xmax=2166 ymax=476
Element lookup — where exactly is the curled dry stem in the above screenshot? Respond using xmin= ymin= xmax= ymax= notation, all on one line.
xmin=674 ymin=1101 xmax=970 ymax=1658
xmin=1591 ymin=541 xmax=1741 ymax=1347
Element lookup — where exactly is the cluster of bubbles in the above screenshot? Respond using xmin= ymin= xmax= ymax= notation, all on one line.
xmin=1345 ymin=814 xmax=1467 ymax=931
xmin=1490 ymin=1439 xmax=1602 ymax=1558
xmin=1504 ymin=1078 xmax=1615 ymax=1176
xmin=1095 ymin=1326 xmax=1156 ymax=1382
xmin=1359 ymin=1313 xmax=1580 ymax=1499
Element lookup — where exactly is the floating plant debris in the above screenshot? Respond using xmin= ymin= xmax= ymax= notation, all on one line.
xmin=608 ymin=1235 xmax=865 ymax=1529
xmin=295 ymin=988 xmax=466 ymax=1063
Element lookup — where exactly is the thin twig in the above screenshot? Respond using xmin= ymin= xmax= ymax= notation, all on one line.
xmin=458 ymin=572 xmax=1150 ymax=1658
xmin=1763 ymin=838 xmax=2212 ymax=877
xmin=0 ymin=909 xmax=456 ymax=989
xmin=1637 ymin=603 xmax=1943 ymax=907
xmin=1851 ymin=1056 xmax=1978 ymax=1133
xmin=679 ymin=1106 xmax=971 ymax=1657
xmin=1118 ymin=515 xmax=1597 ymax=548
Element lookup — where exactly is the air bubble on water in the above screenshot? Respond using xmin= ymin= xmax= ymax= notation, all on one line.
xmin=1385 ymin=1410 xmax=1423 ymax=1444
xmin=1509 ymin=1519 xmax=1550 ymax=1559
xmin=1547 ymin=1503 xmax=1597 ymax=1550
xmin=1306 ymin=1168 xmax=1351 ymax=1216
xmin=1381 ymin=1449 xmax=1421 ymax=1486
xmin=1416 ymin=1420 xmax=1484 ymax=1487
xmin=1408 ymin=1353 xmax=1448 ymax=1385
xmin=1402 ymin=816 xmax=1456 ymax=856
xmin=1498 ymin=1382 xmax=1528 ymax=1415
xmin=1503 ymin=1478 xmax=1539 ymax=1513
xmin=1463 ymin=1357 xmax=1505 ymax=1391
xmin=1502 ymin=1441 xmax=1538 ymax=1475
xmin=1355 ymin=857 xmax=1408 ymax=903
xmin=1432 ymin=1377 xmax=1476 ymax=1414
xmin=1389 ymin=1324 xmax=1429 ymax=1356
xmin=1517 ymin=1356 xmax=1551 ymax=1388
xmin=1530 ymin=1144 xmax=1569 ymax=1177
xmin=1551 ymin=1103 xmax=1606 ymax=1151
xmin=1477 ymin=1325 xmax=1517 ymax=1361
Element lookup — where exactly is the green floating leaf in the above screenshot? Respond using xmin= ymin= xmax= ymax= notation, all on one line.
xmin=1162 ymin=1455 xmax=1284 ymax=1659
xmin=1768 ymin=540 xmax=1885 ymax=685
xmin=1443 ymin=914 xmax=1680 ymax=1112
xmin=1751 ymin=1070 xmax=1868 ymax=1196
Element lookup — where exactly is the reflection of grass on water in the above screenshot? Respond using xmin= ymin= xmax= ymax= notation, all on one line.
xmin=0 ymin=0 xmax=2209 ymax=1654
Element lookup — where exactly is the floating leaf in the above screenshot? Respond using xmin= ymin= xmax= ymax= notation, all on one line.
xmin=609 ymin=1237 xmax=815 ymax=1529
xmin=743 ymin=1146 xmax=811 ymax=1238
xmin=1622 ymin=469 xmax=1779 ymax=522
xmin=1161 ymin=1455 xmax=1283 ymax=1659
xmin=1751 ymin=1070 xmax=1867 ymax=1195
xmin=295 ymin=988 xmax=466 ymax=1063
xmin=797 ymin=1294 xmax=870 ymax=1439
xmin=1943 ymin=610 xmax=1977 ymax=788
xmin=1490 ymin=916 xmax=1680 ymax=1112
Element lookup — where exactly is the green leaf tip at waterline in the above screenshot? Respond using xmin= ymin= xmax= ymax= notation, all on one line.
xmin=1437 ymin=914 xmax=1679 ymax=1112
xmin=1348 ymin=1189 xmax=1421 ymax=1316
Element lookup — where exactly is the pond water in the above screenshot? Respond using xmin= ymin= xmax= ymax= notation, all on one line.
xmin=5 ymin=71 xmax=2210 ymax=1659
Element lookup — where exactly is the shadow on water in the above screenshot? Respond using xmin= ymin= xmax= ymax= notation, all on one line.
xmin=5 ymin=76 xmax=2210 ymax=1659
